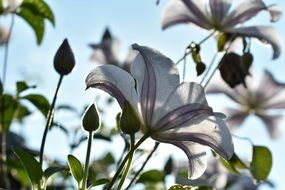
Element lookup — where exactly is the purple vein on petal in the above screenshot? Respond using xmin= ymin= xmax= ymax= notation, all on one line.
xmin=88 ymin=80 xmax=126 ymax=108
xmin=133 ymin=44 xmax=156 ymax=126
xmin=155 ymin=103 xmax=213 ymax=132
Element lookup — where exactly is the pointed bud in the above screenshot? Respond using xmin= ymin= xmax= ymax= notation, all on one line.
xmin=119 ymin=101 xmax=141 ymax=135
xmin=82 ymin=103 xmax=100 ymax=132
xmin=196 ymin=62 xmax=206 ymax=76
xmin=163 ymin=156 xmax=173 ymax=175
xmin=54 ymin=39 xmax=75 ymax=75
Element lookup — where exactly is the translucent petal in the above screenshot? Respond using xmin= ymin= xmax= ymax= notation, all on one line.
xmin=130 ymin=44 xmax=179 ymax=126
xmin=85 ymin=65 xmax=139 ymax=111
xmin=161 ymin=0 xmax=212 ymax=30
xmin=225 ymin=26 xmax=281 ymax=59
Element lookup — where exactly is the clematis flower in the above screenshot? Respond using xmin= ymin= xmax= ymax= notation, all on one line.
xmin=161 ymin=0 xmax=282 ymax=59
xmin=1 ymin=0 xmax=23 ymax=13
xmin=207 ymin=70 xmax=285 ymax=138
xmin=89 ymin=28 xmax=136 ymax=72
xmin=86 ymin=44 xmax=234 ymax=179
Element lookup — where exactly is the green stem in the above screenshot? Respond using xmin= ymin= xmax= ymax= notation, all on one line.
xmin=81 ymin=131 xmax=93 ymax=190
xmin=105 ymin=133 xmax=149 ymax=190
xmin=200 ymin=52 xmax=218 ymax=85
xmin=117 ymin=135 xmax=135 ymax=190
xmin=125 ymin=142 xmax=160 ymax=190
xmin=176 ymin=30 xmax=216 ymax=65
xmin=0 ymin=13 xmax=15 ymax=189
xmin=39 ymin=75 xmax=64 ymax=167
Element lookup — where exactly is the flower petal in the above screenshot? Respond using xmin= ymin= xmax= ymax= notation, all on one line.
xmin=206 ymin=74 xmax=247 ymax=105
xmin=89 ymin=38 xmax=120 ymax=65
xmin=161 ymin=0 xmax=212 ymax=30
xmin=256 ymin=113 xmax=281 ymax=139
xmin=267 ymin=4 xmax=282 ymax=22
xmin=256 ymin=70 xmax=285 ymax=109
xmin=85 ymin=64 xmax=139 ymax=110
xmin=225 ymin=108 xmax=248 ymax=129
xmin=225 ymin=0 xmax=276 ymax=27
xmin=153 ymin=82 xmax=213 ymax=131
xmin=225 ymin=26 xmax=281 ymax=59
xmin=155 ymin=82 xmax=209 ymax=121
xmin=154 ymin=115 xmax=234 ymax=160
xmin=131 ymin=44 xmax=179 ymax=126
xmin=171 ymin=142 xmax=208 ymax=179
xmin=209 ymin=0 xmax=232 ymax=25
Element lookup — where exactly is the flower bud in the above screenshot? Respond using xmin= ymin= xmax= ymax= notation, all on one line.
xmin=82 ymin=103 xmax=100 ymax=132
xmin=119 ymin=101 xmax=141 ymax=135
xmin=54 ymin=39 xmax=75 ymax=75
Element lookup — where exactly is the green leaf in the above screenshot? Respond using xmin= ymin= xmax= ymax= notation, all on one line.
xmin=0 ymin=94 xmax=18 ymax=132
xmin=229 ymin=153 xmax=248 ymax=169
xmin=43 ymin=166 xmax=68 ymax=180
xmin=168 ymin=184 xmax=193 ymax=190
xmin=250 ymin=146 xmax=272 ymax=181
xmin=0 ymin=0 xmax=4 ymax=14
xmin=88 ymin=178 xmax=110 ymax=188
xmin=16 ymin=81 xmax=36 ymax=95
xmin=17 ymin=6 xmax=45 ymax=44
xmin=15 ymin=104 xmax=31 ymax=122
xmin=137 ymin=169 xmax=165 ymax=184
xmin=21 ymin=0 xmax=55 ymax=24
xmin=67 ymin=154 xmax=83 ymax=184
xmin=219 ymin=156 xmax=240 ymax=175
xmin=13 ymin=147 xmax=43 ymax=185
xmin=20 ymin=94 xmax=50 ymax=117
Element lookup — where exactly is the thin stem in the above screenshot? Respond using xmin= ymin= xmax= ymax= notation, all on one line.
xmin=176 ymin=30 xmax=216 ymax=65
xmin=81 ymin=131 xmax=93 ymax=190
xmin=117 ymin=135 xmax=135 ymax=190
xmin=1 ymin=14 xmax=15 ymax=88
xmin=0 ymin=13 xmax=15 ymax=189
xmin=182 ymin=51 xmax=187 ymax=81
xmin=105 ymin=133 xmax=149 ymax=190
xmin=39 ymin=75 xmax=64 ymax=167
xmin=125 ymin=142 xmax=160 ymax=190
xmin=200 ymin=52 xmax=218 ymax=85
xmin=117 ymin=135 xmax=130 ymax=167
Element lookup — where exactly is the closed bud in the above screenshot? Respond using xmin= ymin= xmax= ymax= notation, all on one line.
xmin=120 ymin=101 xmax=141 ymax=135
xmin=82 ymin=103 xmax=100 ymax=132
xmin=54 ymin=39 xmax=75 ymax=75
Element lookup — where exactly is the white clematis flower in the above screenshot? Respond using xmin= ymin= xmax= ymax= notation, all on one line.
xmin=207 ymin=70 xmax=285 ymax=138
xmin=86 ymin=44 xmax=234 ymax=179
xmin=161 ymin=0 xmax=282 ymax=59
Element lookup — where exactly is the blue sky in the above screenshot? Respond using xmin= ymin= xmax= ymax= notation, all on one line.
xmin=1 ymin=0 xmax=285 ymax=189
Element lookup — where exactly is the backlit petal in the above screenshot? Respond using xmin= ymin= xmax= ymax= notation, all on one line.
xmin=225 ymin=0 xmax=274 ymax=27
xmin=256 ymin=70 xmax=285 ymax=109
xmin=267 ymin=4 xmax=282 ymax=22
xmin=161 ymin=0 xmax=212 ymax=30
xmin=256 ymin=113 xmax=281 ymax=139
xmin=225 ymin=108 xmax=248 ymax=129
xmin=171 ymin=142 xmax=207 ymax=179
xmin=225 ymin=26 xmax=281 ymax=59
xmin=154 ymin=82 xmax=209 ymax=127
xmin=209 ymin=0 xmax=232 ymax=24
xmin=86 ymin=65 xmax=139 ymax=110
xmin=154 ymin=115 xmax=234 ymax=160
xmin=131 ymin=44 xmax=179 ymax=126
